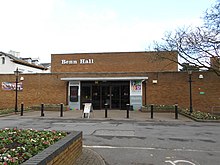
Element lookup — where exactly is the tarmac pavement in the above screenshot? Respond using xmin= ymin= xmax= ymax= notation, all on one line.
xmin=0 ymin=110 xmax=191 ymax=165
xmin=0 ymin=109 xmax=192 ymax=165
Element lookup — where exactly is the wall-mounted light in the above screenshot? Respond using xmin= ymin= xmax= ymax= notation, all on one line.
xmin=198 ymin=74 xmax=204 ymax=79
xmin=20 ymin=77 xmax=24 ymax=81
xmin=152 ymin=80 xmax=157 ymax=84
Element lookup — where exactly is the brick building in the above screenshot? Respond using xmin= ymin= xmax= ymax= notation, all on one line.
xmin=0 ymin=51 xmax=219 ymax=112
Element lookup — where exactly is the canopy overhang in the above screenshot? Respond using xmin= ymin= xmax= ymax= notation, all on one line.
xmin=61 ymin=77 xmax=148 ymax=81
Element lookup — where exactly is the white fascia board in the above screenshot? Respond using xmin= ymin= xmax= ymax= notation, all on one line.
xmin=61 ymin=77 xmax=148 ymax=81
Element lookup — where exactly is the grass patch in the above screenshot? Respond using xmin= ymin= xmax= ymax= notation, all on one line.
xmin=0 ymin=128 xmax=67 ymax=164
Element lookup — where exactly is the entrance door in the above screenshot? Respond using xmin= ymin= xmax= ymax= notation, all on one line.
xmin=81 ymin=86 xmax=91 ymax=103
xmin=111 ymin=86 xmax=120 ymax=109
xmin=101 ymin=86 xmax=121 ymax=109
xmin=101 ymin=86 xmax=110 ymax=109
xmin=121 ymin=85 xmax=129 ymax=109
xmin=81 ymin=81 xmax=130 ymax=110
xmin=92 ymin=86 xmax=100 ymax=109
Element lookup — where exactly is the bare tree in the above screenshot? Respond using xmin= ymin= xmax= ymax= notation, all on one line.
xmin=153 ymin=1 xmax=220 ymax=76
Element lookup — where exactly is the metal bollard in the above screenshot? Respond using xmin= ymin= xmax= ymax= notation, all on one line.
xmin=150 ymin=104 xmax=154 ymax=119
xmin=21 ymin=103 xmax=24 ymax=116
xmin=126 ymin=104 xmax=130 ymax=118
xmin=41 ymin=103 xmax=44 ymax=117
xmin=60 ymin=103 xmax=63 ymax=117
xmin=175 ymin=104 xmax=178 ymax=119
xmin=105 ymin=103 xmax=108 ymax=118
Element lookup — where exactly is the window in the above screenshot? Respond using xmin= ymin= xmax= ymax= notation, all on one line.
xmin=2 ymin=57 xmax=5 ymax=64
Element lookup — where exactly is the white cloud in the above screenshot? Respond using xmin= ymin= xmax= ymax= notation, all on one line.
xmin=0 ymin=0 xmax=210 ymax=63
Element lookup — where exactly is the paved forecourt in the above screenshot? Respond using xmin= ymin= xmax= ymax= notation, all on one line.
xmin=0 ymin=110 xmax=202 ymax=165
xmin=5 ymin=109 xmax=192 ymax=122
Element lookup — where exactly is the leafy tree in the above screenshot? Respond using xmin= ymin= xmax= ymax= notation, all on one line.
xmin=153 ymin=1 xmax=220 ymax=76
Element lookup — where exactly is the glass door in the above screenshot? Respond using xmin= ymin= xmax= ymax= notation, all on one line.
xmin=92 ymin=86 xmax=101 ymax=109
xmin=81 ymin=86 xmax=92 ymax=104
xmin=121 ymin=85 xmax=130 ymax=109
xmin=111 ymin=86 xmax=120 ymax=109
xmin=81 ymin=81 xmax=130 ymax=110
xmin=101 ymin=86 xmax=110 ymax=109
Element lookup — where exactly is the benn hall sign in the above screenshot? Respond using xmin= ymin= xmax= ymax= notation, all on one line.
xmin=61 ymin=59 xmax=94 ymax=65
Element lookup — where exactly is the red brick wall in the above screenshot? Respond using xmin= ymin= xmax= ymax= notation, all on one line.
xmin=0 ymin=73 xmax=68 ymax=109
xmin=0 ymin=72 xmax=219 ymax=112
xmin=51 ymin=51 xmax=178 ymax=73
xmin=146 ymin=72 xmax=220 ymax=112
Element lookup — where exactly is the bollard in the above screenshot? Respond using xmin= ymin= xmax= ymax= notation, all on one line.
xmin=150 ymin=104 xmax=154 ymax=119
xmin=175 ymin=104 xmax=178 ymax=119
xmin=126 ymin=104 xmax=130 ymax=118
xmin=60 ymin=103 xmax=63 ymax=117
xmin=105 ymin=103 xmax=108 ymax=118
xmin=41 ymin=103 xmax=44 ymax=117
xmin=21 ymin=103 xmax=24 ymax=116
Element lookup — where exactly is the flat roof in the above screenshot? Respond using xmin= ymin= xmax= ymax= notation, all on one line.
xmin=52 ymin=50 xmax=178 ymax=56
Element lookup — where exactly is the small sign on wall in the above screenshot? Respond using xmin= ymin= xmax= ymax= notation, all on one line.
xmin=198 ymin=87 xmax=205 ymax=95
xmin=130 ymin=80 xmax=142 ymax=95
xmin=2 ymin=82 xmax=23 ymax=91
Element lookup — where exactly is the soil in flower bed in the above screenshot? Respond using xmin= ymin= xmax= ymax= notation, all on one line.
xmin=0 ymin=128 xmax=67 ymax=165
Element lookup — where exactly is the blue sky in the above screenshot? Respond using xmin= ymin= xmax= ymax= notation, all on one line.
xmin=0 ymin=0 xmax=216 ymax=62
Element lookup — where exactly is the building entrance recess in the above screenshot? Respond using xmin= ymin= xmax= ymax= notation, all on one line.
xmin=81 ymin=81 xmax=130 ymax=110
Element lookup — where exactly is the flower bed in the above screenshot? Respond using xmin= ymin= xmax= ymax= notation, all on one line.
xmin=0 ymin=109 xmax=15 ymax=115
xmin=141 ymin=104 xmax=220 ymax=121
xmin=141 ymin=104 xmax=175 ymax=112
xmin=0 ymin=108 xmax=32 ymax=116
xmin=180 ymin=109 xmax=220 ymax=121
xmin=0 ymin=128 xmax=67 ymax=165
xmin=31 ymin=104 xmax=68 ymax=111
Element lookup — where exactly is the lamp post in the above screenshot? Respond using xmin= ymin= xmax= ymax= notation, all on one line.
xmin=188 ymin=71 xmax=193 ymax=114
xmin=14 ymin=68 xmax=19 ymax=113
